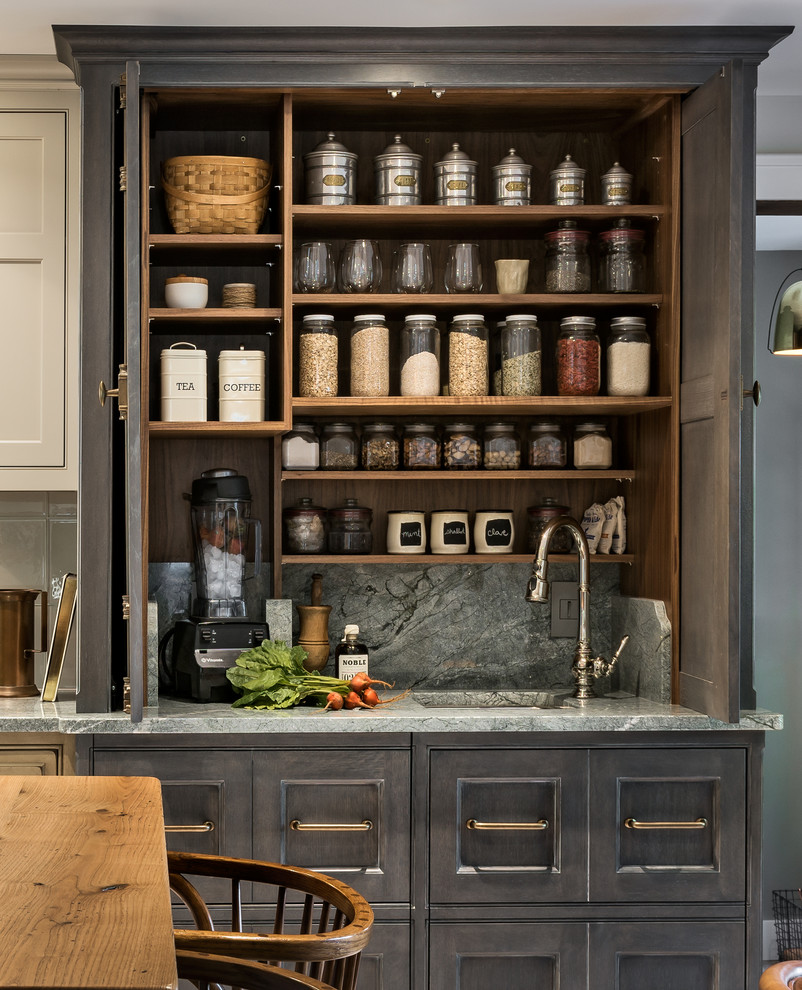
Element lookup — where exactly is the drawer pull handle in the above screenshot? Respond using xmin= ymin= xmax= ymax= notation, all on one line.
xmin=624 ymin=817 xmax=708 ymax=830
xmin=290 ymin=819 xmax=373 ymax=832
xmin=466 ymin=819 xmax=549 ymax=830
xmin=165 ymin=821 xmax=215 ymax=834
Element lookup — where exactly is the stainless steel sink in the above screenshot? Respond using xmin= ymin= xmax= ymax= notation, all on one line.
xmin=413 ymin=690 xmax=569 ymax=710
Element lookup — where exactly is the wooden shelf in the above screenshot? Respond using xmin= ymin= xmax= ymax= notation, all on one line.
xmin=149 ymin=307 xmax=280 ymax=326
xmin=291 ymin=293 xmax=662 ymax=310
xmin=283 ymin=553 xmax=633 ymax=564
xmin=149 ymin=420 xmax=288 ymax=437
xmin=291 ymin=396 xmax=671 ymax=417
xmin=148 ymin=233 xmax=282 ymax=252
xmin=282 ymin=470 xmax=635 ymax=482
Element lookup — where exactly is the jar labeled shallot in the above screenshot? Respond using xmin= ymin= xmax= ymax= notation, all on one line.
xmin=599 ymin=221 xmax=645 ymax=293
xmin=350 ymin=313 xmax=389 ymax=397
xmin=607 ymin=316 xmax=651 ymax=396
xmin=483 ymin=422 xmax=521 ymax=470
xmin=443 ymin=423 xmax=481 ymax=469
xmin=400 ymin=315 xmax=440 ymax=396
xmin=430 ymin=510 xmax=470 ymax=554
xmin=361 ymin=423 xmax=399 ymax=470
xmin=403 ymin=423 xmax=441 ymax=469
xmin=299 ymin=314 xmax=338 ymax=397
xmin=527 ymin=420 xmax=567 ymax=469
xmin=449 ymin=314 xmax=489 ymax=396
xmin=573 ymin=421 xmax=613 ymax=470
xmin=501 ymin=314 xmax=542 ymax=395
xmin=556 ymin=316 xmax=600 ymax=396
xmin=320 ymin=422 xmax=358 ymax=470
xmin=544 ymin=224 xmax=591 ymax=293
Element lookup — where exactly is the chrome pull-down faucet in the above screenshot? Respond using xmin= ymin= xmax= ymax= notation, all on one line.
xmin=525 ymin=514 xmax=628 ymax=699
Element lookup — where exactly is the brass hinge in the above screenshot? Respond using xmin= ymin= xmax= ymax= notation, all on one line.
xmin=123 ymin=676 xmax=131 ymax=714
xmin=98 ymin=364 xmax=129 ymax=420
xmin=119 ymin=73 xmax=126 ymax=110
xmin=121 ymin=594 xmax=130 ymax=621
xmin=119 ymin=165 xmax=127 ymax=193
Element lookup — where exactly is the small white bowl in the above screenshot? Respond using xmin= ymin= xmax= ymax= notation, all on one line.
xmin=165 ymin=276 xmax=208 ymax=309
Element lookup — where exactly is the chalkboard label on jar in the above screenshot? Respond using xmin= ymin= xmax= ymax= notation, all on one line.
xmin=484 ymin=518 xmax=512 ymax=546
xmin=443 ymin=521 xmax=467 ymax=544
xmin=400 ymin=522 xmax=423 ymax=546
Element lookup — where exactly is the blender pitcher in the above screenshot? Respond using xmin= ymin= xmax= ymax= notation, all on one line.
xmin=188 ymin=469 xmax=262 ymax=618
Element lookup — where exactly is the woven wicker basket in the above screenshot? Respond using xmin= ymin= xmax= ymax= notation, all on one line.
xmin=161 ymin=156 xmax=272 ymax=235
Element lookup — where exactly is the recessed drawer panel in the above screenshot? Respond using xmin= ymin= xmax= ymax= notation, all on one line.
xmin=589 ymin=748 xmax=746 ymax=902
xmin=429 ymin=749 xmax=588 ymax=904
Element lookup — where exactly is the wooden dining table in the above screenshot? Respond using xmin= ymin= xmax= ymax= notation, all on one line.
xmin=0 ymin=775 xmax=178 ymax=990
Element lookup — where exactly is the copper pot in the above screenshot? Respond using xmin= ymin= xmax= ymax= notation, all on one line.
xmin=0 ymin=588 xmax=47 ymax=697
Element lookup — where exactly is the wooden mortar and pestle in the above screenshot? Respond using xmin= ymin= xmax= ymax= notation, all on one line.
xmin=296 ymin=573 xmax=332 ymax=671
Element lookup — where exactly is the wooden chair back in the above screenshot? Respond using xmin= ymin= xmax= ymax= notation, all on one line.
xmin=177 ymin=949 xmax=337 ymax=990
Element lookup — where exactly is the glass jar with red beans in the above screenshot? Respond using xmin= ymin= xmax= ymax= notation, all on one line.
xmin=556 ymin=316 xmax=600 ymax=396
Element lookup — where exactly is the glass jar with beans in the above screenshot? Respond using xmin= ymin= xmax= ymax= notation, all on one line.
xmin=556 ymin=315 xmax=600 ymax=396
xmin=483 ymin=422 xmax=521 ymax=470
xmin=443 ymin=422 xmax=482 ymax=469
xmin=527 ymin=420 xmax=568 ymax=469
xmin=403 ymin=422 xmax=441 ymax=469
xmin=361 ymin=423 xmax=400 ymax=470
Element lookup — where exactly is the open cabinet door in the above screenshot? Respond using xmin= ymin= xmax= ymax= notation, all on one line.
xmin=679 ymin=60 xmax=756 ymax=722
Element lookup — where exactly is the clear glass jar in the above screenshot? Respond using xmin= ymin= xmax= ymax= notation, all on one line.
xmin=400 ymin=314 xmax=440 ymax=396
xmin=527 ymin=498 xmax=573 ymax=553
xmin=350 ymin=313 xmax=389 ymax=397
xmin=443 ymin=422 xmax=482 ymax=469
xmin=599 ymin=222 xmax=645 ymax=292
xmin=403 ymin=423 xmax=441 ymax=469
xmin=573 ymin=421 xmax=613 ymax=470
xmin=527 ymin=420 xmax=567 ymax=469
xmin=544 ymin=226 xmax=591 ymax=292
xmin=483 ymin=422 xmax=521 ymax=470
xmin=281 ymin=422 xmax=320 ymax=470
xmin=501 ymin=314 xmax=542 ymax=396
xmin=361 ymin=423 xmax=399 ymax=470
xmin=556 ymin=316 xmax=600 ymax=396
xmin=607 ymin=316 xmax=651 ymax=396
xmin=320 ymin=422 xmax=358 ymax=470
xmin=282 ymin=497 xmax=327 ymax=554
xmin=327 ymin=498 xmax=373 ymax=554
xmin=492 ymin=320 xmax=505 ymax=396
xmin=298 ymin=314 xmax=338 ymax=397
xmin=448 ymin=314 xmax=489 ymax=396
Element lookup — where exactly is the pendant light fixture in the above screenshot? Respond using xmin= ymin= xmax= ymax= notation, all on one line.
xmin=768 ymin=268 xmax=802 ymax=355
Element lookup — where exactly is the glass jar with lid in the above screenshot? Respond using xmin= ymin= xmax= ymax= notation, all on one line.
xmin=449 ymin=313 xmax=489 ymax=396
xmin=527 ymin=420 xmax=567 ymax=469
xmin=350 ymin=313 xmax=389 ymax=397
xmin=607 ymin=316 xmax=651 ymax=396
xmin=527 ymin=498 xmax=573 ymax=554
xmin=483 ymin=422 xmax=521 ymax=470
xmin=281 ymin=422 xmax=320 ymax=470
xmin=501 ymin=314 xmax=542 ymax=396
xmin=327 ymin=498 xmax=373 ymax=554
xmin=361 ymin=423 xmax=399 ymax=470
xmin=400 ymin=314 xmax=440 ymax=396
xmin=544 ymin=223 xmax=591 ymax=293
xmin=298 ymin=314 xmax=338 ymax=397
xmin=573 ymin=421 xmax=613 ymax=470
xmin=599 ymin=220 xmax=646 ymax=292
xmin=320 ymin=422 xmax=358 ymax=470
xmin=556 ymin=316 xmax=600 ymax=396
xmin=403 ymin=423 xmax=441 ymax=469
xmin=492 ymin=320 xmax=505 ymax=396
xmin=443 ymin=423 xmax=482 ymax=469
xmin=283 ymin=497 xmax=327 ymax=554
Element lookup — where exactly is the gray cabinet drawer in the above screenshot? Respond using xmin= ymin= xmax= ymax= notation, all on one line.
xmin=429 ymin=749 xmax=588 ymax=904
xmin=589 ymin=748 xmax=746 ymax=902
xmin=252 ymin=748 xmax=410 ymax=903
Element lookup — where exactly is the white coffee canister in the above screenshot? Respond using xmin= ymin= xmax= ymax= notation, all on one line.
xmin=160 ymin=341 xmax=207 ymax=422
xmin=218 ymin=348 xmax=265 ymax=422
xmin=473 ymin=510 xmax=515 ymax=553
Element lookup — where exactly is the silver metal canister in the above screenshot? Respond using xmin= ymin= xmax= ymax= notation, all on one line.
xmin=434 ymin=143 xmax=477 ymax=206
xmin=492 ymin=148 xmax=532 ymax=206
xmin=601 ymin=161 xmax=633 ymax=206
xmin=303 ymin=132 xmax=357 ymax=205
xmin=549 ymin=154 xmax=586 ymax=206
xmin=374 ymin=135 xmax=422 ymax=205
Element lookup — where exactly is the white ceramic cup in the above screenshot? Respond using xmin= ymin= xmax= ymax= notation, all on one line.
xmin=494 ymin=259 xmax=529 ymax=295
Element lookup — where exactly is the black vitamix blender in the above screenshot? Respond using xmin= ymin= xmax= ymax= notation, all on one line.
xmin=172 ymin=468 xmax=267 ymax=701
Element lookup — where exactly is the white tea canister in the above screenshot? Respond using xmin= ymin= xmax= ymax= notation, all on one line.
xmin=430 ymin=510 xmax=470 ymax=554
xmin=473 ymin=510 xmax=515 ymax=553
xmin=218 ymin=347 xmax=265 ymax=422
xmin=386 ymin=510 xmax=427 ymax=554
xmin=160 ymin=342 xmax=207 ymax=422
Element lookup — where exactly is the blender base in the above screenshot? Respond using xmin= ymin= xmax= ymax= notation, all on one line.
xmin=172 ymin=617 xmax=268 ymax=703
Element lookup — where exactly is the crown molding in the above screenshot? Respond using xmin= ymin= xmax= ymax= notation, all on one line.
xmin=0 ymin=55 xmax=76 ymax=87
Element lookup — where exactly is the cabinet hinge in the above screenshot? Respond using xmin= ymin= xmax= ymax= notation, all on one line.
xmin=122 ymin=676 xmax=131 ymax=714
xmin=119 ymin=165 xmax=127 ymax=193
xmin=119 ymin=73 xmax=126 ymax=110
xmin=122 ymin=594 xmax=130 ymax=621
xmin=98 ymin=364 xmax=129 ymax=420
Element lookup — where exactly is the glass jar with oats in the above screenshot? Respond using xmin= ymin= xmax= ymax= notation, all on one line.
xmin=448 ymin=313 xmax=488 ymax=396
xmin=298 ymin=314 xmax=338 ymax=397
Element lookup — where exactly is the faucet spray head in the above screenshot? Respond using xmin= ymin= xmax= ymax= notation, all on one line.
xmin=525 ymin=576 xmax=550 ymax=603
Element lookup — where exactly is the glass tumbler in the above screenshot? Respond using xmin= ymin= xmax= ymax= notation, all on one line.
xmin=294 ymin=241 xmax=335 ymax=293
xmin=391 ymin=242 xmax=434 ymax=293
xmin=444 ymin=242 xmax=483 ymax=293
xmin=338 ymin=239 xmax=383 ymax=293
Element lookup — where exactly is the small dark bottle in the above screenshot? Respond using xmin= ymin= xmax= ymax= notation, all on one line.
xmin=335 ymin=624 xmax=370 ymax=681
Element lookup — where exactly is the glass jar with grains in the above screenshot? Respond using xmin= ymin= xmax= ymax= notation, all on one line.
xmin=361 ymin=423 xmax=399 ymax=470
xmin=320 ymin=422 xmax=358 ymax=470
xmin=298 ymin=314 xmax=338 ymax=397
xmin=501 ymin=314 xmax=542 ymax=396
xmin=527 ymin=498 xmax=573 ymax=554
xmin=448 ymin=313 xmax=488 ymax=396
xmin=327 ymin=498 xmax=373 ymax=554
xmin=403 ymin=422 xmax=441 ymax=469
xmin=527 ymin=420 xmax=567 ymax=469
xmin=350 ymin=313 xmax=389 ymax=397
xmin=573 ymin=421 xmax=613 ymax=470
xmin=544 ymin=223 xmax=591 ymax=293
xmin=282 ymin=497 xmax=327 ymax=554
xmin=599 ymin=221 xmax=645 ymax=293
xmin=281 ymin=422 xmax=320 ymax=470
xmin=606 ymin=316 xmax=651 ymax=396
xmin=483 ymin=422 xmax=521 ymax=470
xmin=443 ymin=422 xmax=482 ymax=469
xmin=400 ymin=314 xmax=440 ymax=396
xmin=556 ymin=316 xmax=600 ymax=396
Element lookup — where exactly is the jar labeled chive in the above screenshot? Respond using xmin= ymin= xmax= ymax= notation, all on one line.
xmin=501 ymin=314 xmax=542 ymax=395
xmin=320 ymin=422 xmax=358 ymax=470
xmin=299 ymin=314 xmax=338 ymax=397
xmin=361 ymin=423 xmax=399 ymax=470
xmin=449 ymin=313 xmax=489 ymax=396
xmin=556 ymin=316 xmax=600 ymax=396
